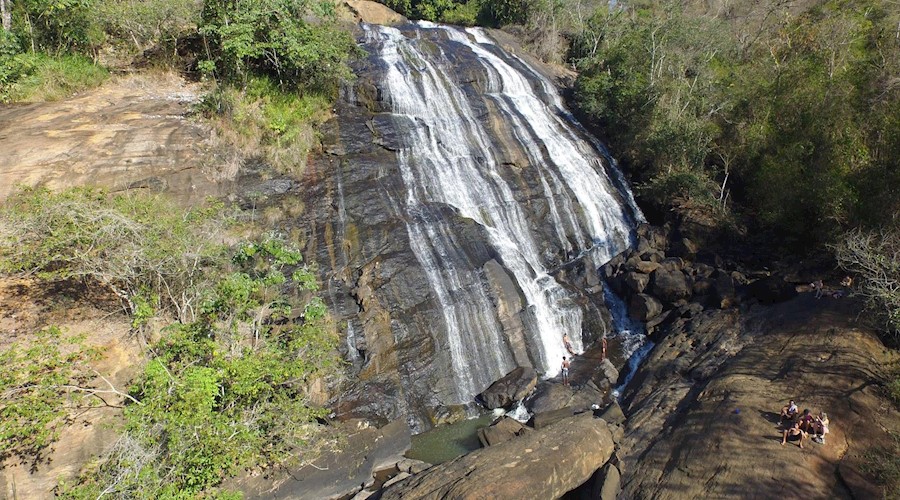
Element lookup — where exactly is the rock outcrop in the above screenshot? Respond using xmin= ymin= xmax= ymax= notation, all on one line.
xmin=227 ymin=419 xmax=412 ymax=500
xmin=306 ymin=22 xmax=640 ymax=430
xmin=342 ymin=0 xmax=407 ymax=25
xmin=381 ymin=413 xmax=614 ymax=500
xmin=0 ymin=73 xmax=235 ymax=205
xmin=477 ymin=366 xmax=537 ymax=410
xmin=617 ymin=290 xmax=899 ymax=499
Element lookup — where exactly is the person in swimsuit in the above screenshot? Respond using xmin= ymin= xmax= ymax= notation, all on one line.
xmin=779 ymin=400 xmax=798 ymax=424
xmin=798 ymin=409 xmax=815 ymax=433
xmin=782 ymin=421 xmax=807 ymax=448
xmin=561 ymin=356 xmax=570 ymax=386
xmin=563 ymin=334 xmax=575 ymax=355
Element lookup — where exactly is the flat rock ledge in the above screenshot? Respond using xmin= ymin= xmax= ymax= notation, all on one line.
xmin=381 ymin=412 xmax=614 ymax=500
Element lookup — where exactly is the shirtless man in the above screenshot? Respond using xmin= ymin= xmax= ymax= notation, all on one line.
xmin=782 ymin=421 xmax=807 ymax=448
xmin=563 ymin=334 xmax=575 ymax=355
xmin=561 ymin=356 xmax=570 ymax=386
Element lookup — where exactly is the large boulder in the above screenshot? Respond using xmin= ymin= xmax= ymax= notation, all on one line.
xmin=592 ymin=359 xmax=620 ymax=392
xmin=381 ymin=413 xmax=615 ymax=500
xmin=478 ymin=366 xmax=538 ymax=409
xmin=526 ymin=382 xmax=575 ymax=414
xmin=477 ymin=416 xmax=530 ymax=447
xmin=669 ymin=237 xmax=698 ymax=260
xmin=625 ymin=256 xmax=661 ymax=274
xmin=650 ymin=267 xmax=692 ymax=304
xmin=624 ymin=271 xmax=650 ymax=294
xmin=570 ymin=462 xmax=621 ymax=500
xmin=629 ymin=293 xmax=664 ymax=322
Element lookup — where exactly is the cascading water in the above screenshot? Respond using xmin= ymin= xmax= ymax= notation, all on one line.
xmin=358 ymin=22 xmax=643 ymax=407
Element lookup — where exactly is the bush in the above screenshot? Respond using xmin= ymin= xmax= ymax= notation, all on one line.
xmin=0 ymin=187 xmax=228 ymax=322
xmin=0 ymin=52 xmax=108 ymax=102
xmin=0 ymin=327 xmax=100 ymax=462
xmin=863 ymin=432 xmax=900 ymax=499
xmin=96 ymin=0 xmax=203 ymax=54
xmin=8 ymin=0 xmax=103 ymax=55
xmin=197 ymin=77 xmax=331 ymax=174
xmin=61 ymin=238 xmax=340 ymax=497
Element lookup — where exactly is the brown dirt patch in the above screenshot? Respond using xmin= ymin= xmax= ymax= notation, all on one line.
xmin=0 ymin=276 xmax=143 ymax=499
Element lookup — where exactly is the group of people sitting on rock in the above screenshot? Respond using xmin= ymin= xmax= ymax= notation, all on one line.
xmin=780 ymin=400 xmax=830 ymax=448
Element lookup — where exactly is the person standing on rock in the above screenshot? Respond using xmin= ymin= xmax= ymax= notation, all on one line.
xmin=813 ymin=412 xmax=829 ymax=444
xmin=601 ymin=335 xmax=608 ymax=362
xmin=561 ymin=356 xmax=570 ymax=386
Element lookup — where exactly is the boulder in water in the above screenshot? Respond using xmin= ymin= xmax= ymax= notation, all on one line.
xmin=477 ymin=416 xmax=530 ymax=447
xmin=478 ymin=366 xmax=538 ymax=410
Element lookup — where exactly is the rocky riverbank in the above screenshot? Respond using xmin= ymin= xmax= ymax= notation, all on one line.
xmin=292 ymin=218 xmax=899 ymax=500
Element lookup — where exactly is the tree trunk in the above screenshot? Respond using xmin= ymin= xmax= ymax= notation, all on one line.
xmin=0 ymin=0 xmax=11 ymax=33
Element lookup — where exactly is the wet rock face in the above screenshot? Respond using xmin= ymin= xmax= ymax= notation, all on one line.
xmin=477 ymin=366 xmax=538 ymax=410
xmin=299 ymin=24 xmax=641 ymax=431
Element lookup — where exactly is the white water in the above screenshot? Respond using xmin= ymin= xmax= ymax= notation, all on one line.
xmin=603 ymin=283 xmax=652 ymax=398
xmin=363 ymin=23 xmax=642 ymax=403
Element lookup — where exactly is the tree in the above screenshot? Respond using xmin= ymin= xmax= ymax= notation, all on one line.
xmin=199 ymin=0 xmax=357 ymax=93
xmin=1 ymin=0 xmax=11 ymax=32
xmin=834 ymin=227 xmax=900 ymax=342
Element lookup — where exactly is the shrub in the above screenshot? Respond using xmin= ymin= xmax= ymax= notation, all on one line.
xmin=0 ymin=52 xmax=108 ymax=102
xmin=863 ymin=432 xmax=900 ymax=499
xmin=0 ymin=327 xmax=100 ymax=462
xmin=197 ymin=77 xmax=331 ymax=174
xmin=61 ymin=237 xmax=340 ymax=497
xmin=834 ymin=227 xmax=900 ymax=342
xmin=95 ymin=0 xmax=203 ymax=54
xmin=8 ymin=0 xmax=103 ymax=55
xmin=0 ymin=187 xmax=228 ymax=322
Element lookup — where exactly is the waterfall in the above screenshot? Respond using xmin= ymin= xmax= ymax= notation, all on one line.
xmin=361 ymin=22 xmax=642 ymax=404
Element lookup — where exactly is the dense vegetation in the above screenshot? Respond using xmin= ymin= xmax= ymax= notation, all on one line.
xmin=0 ymin=188 xmax=340 ymax=497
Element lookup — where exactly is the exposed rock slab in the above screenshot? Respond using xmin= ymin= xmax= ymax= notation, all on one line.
xmin=342 ymin=0 xmax=407 ymax=25
xmin=619 ymin=294 xmax=900 ymax=499
xmin=381 ymin=413 xmax=614 ymax=500
xmin=0 ymin=73 xmax=234 ymax=205
xmin=228 ymin=419 xmax=410 ymax=500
